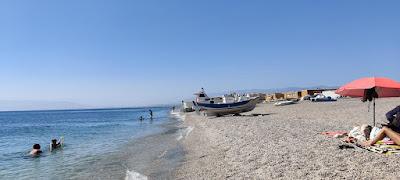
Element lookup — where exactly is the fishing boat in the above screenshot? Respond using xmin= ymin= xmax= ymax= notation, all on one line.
xmin=193 ymin=88 xmax=259 ymax=116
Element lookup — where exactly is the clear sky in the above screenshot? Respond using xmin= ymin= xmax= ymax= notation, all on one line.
xmin=0 ymin=0 xmax=399 ymax=108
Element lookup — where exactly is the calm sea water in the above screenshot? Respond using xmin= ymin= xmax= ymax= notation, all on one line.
xmin=0 ymin=107 xmax=184 ymax=180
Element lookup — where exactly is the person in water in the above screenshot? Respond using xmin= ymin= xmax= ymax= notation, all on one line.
xmin=29 ymin=144 xmax=42 ymax=156
xmin=139 ymin=116 xmax=144 ymax=121
xmin=51 ymin=139 xmax=61 ymax=150
xmin=363 ymin=105 xmax=400 ymax=146
xmin=149 ymin=109 xmax=153 ymax=119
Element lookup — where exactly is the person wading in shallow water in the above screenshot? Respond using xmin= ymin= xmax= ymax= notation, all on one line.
xmin=149 ymin=109 xmax=153 ymax=119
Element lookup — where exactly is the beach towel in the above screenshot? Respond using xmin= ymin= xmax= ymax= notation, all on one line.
xmin=376 ymin=140 xmax=395 ymax=145
xmin=344 ymin=143 xmax=400 ymax=155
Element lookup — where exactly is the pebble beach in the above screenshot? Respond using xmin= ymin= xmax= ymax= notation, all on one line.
xmin=174 ymin=98 xmax=400 ymax=179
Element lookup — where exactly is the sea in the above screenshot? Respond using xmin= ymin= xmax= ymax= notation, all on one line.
xmin=0 ymin=107 xmax=189 ymax=180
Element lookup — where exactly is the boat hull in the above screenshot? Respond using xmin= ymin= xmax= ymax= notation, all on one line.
xmin=196 ymin=98 xmax=259 ymax=116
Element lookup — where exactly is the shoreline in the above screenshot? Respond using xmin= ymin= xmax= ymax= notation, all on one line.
xmin=174 ymin=98 xmax=400 ymax=179
xmin=122 ymin=112 xmax=189 ymax=180
xmin=77 ymin=113 xmax=187 ymax=180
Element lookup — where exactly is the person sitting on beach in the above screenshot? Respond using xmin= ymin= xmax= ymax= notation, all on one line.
xmin=51 ymin=139 xmax=61 ymax=150
xmin=29 ymin=144 xmax=42 ymax=156
xmin=363 ymin=105 xmax=400 ymax=146
xmin=386 ymin=105 xmax=400 ymax=131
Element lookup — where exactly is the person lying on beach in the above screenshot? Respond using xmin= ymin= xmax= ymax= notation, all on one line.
xmin=362 ymin=106 xmax=400 ymax=146
xmin=51 ymin=139 xmax=61 ymax=150
xmin=29 ymin=144 xmax=42 ymax=156
xmin=362 ymin=126 xmax=400 ymax=146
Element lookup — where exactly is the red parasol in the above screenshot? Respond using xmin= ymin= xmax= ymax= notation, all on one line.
xmin=336 ymin=77 xmax=400 ymax=126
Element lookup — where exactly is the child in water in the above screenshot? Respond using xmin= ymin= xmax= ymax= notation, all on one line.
xmin=51 ymin=139 xmax=62 ymax=150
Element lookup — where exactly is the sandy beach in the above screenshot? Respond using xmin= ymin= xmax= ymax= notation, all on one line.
xmin=174 ymin=98 xmax=400 ymax=179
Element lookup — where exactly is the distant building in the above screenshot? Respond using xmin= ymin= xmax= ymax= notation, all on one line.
xmin=265 ymin=88 xmax=338 ymax=101
xmin=247 ymin=93 xmax=266 ymax=101
xmin=300 ymin=89 xmax=336 ymax=97
xmin=265 ymin=93 xmax=285 ymax=102
xmin=284 ymin=91 xmax=302 ymax=100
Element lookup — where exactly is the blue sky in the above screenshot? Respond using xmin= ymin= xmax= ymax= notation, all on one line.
xmin=0 ymin=0 xmax=399 ymax=108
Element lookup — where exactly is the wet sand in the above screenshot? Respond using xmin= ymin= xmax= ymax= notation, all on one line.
xmin=174 ymin=98 xmax=400 ymax=179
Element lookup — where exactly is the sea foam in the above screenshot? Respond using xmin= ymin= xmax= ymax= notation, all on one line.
xmin=176 ymin=126 xmax=194 ymax=141
xmin=125 ymin=169 xmax=148 ymax=180
xmin=170 ymin=110 xmax=186 ymax=121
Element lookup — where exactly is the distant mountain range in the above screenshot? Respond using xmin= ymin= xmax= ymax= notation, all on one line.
xmin=0 ymin=100 xmax=90 ymax=112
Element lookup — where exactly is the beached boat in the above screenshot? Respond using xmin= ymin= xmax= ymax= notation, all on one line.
xmin=193 ymin=88 xmax=259 ymax=116
xmin=274 ymin=100 xmax=296 ymax=106
xmin=194 ymin=98 xmax=259 ymax=116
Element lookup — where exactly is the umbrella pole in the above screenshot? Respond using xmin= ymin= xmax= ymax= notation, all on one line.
xmin=373 ymin=98 xmax=376 ymax=126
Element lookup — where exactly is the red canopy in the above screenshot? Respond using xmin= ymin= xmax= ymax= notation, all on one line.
xmin=336 ymin=77 xmax=400 ymax=98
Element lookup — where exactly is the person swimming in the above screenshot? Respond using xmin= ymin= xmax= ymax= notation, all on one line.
xmin=51 ymin=139 xmax=61 ymax=150
xmin=29 ymin=144 xmax=42 ymax=156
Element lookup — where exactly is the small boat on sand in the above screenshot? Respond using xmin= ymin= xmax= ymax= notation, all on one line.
xmin=274 ymin=100 xmax=297 ymax=106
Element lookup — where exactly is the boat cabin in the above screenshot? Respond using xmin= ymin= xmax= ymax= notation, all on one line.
xmin=194 ymin=88 xmax=211 ymax=103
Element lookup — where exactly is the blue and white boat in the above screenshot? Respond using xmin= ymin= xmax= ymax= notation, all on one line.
xmin=193 ymin=88 xmax=259 ymax=116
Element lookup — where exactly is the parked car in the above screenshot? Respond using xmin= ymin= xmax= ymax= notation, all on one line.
xmin=310 ymin=94 xmax=337 ymax=102
xmin=301 ymin=95 xmax=311 ymax=101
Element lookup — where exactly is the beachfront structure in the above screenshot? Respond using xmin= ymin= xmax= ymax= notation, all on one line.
xmin=284 ymin=91 xmax=302 ymax=100
xmin=247 ymin=93 xmax=266 ymax=102
xmin=265 ymin=93 xmax=285 ymax=102
xmin=301 ymin=89 xmax=323 ymax=97
xmin=266 ymin=89 xmax=340 ymax=102
xmin=300 ymin=89 xmax=336 ymax=97
xmin=268 ymin=89 xmax=339 ymax=101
